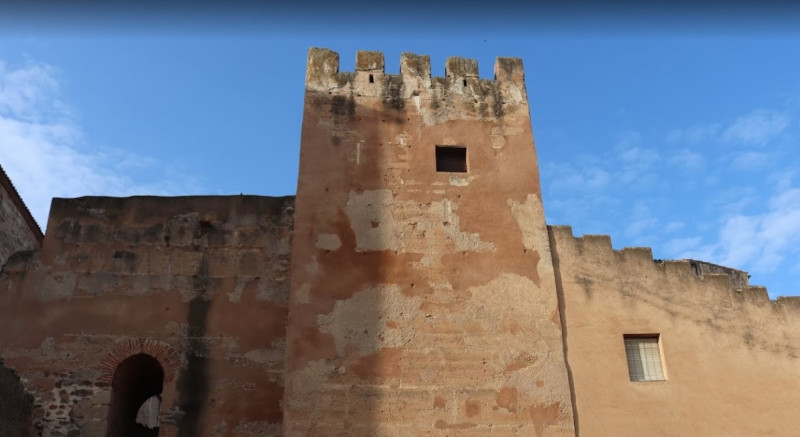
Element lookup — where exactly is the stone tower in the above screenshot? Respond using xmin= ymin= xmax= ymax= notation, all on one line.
xmin=284 ymin=48 xmax=576 ymax=435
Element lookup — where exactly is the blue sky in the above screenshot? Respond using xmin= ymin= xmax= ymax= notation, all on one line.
xmin=2 ymin=4 xmax=800 ymax=296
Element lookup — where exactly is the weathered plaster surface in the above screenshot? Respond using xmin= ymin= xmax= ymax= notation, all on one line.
xmin=285 ymin=48 xmax=575 ymax=436
xmin=3 ymin=47 xmax=799 ymax=437
xmin=549 ymin=225 xmax=800 ymax=436
xmin=0 ymin=195 xmax=293 ymax=436
xmin=344 ymin=189 xmax=494 ymax=253
xmin=317 ymin=284 xmax=420 ymax=356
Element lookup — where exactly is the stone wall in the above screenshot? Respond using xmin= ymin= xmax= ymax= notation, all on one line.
xmin=0 ymin=164 xmax=42 ymax=268
xmin=549 ymin=226 xmax=800 ymax=436
xmin=284 ymin=48 xmax=575 ymax=436
xmin=0 ymin=358 xmax=34 ymax=437
xmin=0 ymin=195 xmax=293 ymax=436
xmin=4 ymin=46 xmax=798 ymax=437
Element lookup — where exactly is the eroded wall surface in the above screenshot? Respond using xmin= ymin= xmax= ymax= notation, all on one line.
xmin=0 ymin=195 xmax=293 ymax=436
xmin=284 ymin=48 xmax=575 ymax=436
xmin=0 ymin=165 xmax=42 ymax=268
xmin=549 ymin=226 xmax=800 ymax=436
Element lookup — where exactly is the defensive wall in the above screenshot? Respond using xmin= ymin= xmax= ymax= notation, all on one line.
xmin=0 ymin=163 xmax=44 ymax=437
xmin=0 ymin=163 xmax=42 ymax=267
xmin=285 ymin=48 xmax=575 ymax=436
xmin=0 ymin=195 xmax=293 ymax=436
xmin=0 ymin=48 xmax=799 ymax=436
xmin=549 ymin=226 xmax=800 ymax=436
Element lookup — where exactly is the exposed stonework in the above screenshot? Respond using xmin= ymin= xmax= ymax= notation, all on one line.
xmin=0 ymin=195 xmax=293 ymax=436
xmin=0 ymin=163 xmax=42 ymax=268
xmin=686 ymin=259 xmax=751 ymax=290
xmin=285 ymin=47 xmax=574 ymax=436
xmin=0 ymin=48 xmax=799 ymax=436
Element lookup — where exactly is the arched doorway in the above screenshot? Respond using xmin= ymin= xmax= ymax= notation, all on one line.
xmin=106 ymin=353 xmax=164 ymax=437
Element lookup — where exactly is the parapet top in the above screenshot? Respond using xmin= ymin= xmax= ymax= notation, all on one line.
xmin=306 ymin=47 xmax=525 ymax=90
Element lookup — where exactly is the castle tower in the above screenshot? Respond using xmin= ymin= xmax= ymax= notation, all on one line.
xmin=285 ymin=48 xmax=576 ymax=435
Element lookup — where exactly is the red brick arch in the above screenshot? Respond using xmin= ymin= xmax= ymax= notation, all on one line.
xmin=99 ymin=338 xmax=181 ymax=385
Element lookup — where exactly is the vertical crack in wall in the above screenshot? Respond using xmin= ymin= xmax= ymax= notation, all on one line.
xmin=548 ymin=228 xmax=580 ymax=437
xmin=176 ymin=255 xmax=211 ymax=436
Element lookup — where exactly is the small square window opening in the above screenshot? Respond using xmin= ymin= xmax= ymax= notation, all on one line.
xmin=436 ymin=146 xmax=467 ymax=173
xmin=624 ymin=335 xmax=666 ymax=382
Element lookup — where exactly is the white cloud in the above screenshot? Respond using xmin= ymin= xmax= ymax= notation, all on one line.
xmin=666 ymin=124 xmax=721 ymax=144
xmin=0 ymin=59 xmax=200 ymax=228
xmin=542 ymin=162 xmax=583 ymax=194
xmin=615 ymin=130 xmax=642 ymax=151
xmin=673 ymin=243 xmax=717 ymax=264
xmin=664 ymin=221 xmax=685 ymax=233
xmin=584 ymin=167 xmax=612 ymax=190
xmin=669 ymin=148 xmax=705 ymax=171
xmin=618 ymin=146 xmax=658 ymax=166
xmin=716 ymin=215 xmax=763 ymax=268
xmin=542 ymin=162 xmax=611 ymax=194
xmin=730 ymin=151 xmax=772 ymax=170
xmin=0 ymin=60 xmax=65 ymax=122
xmin=612 ymin=131 xmax=663 ymax=189
xmin=543 ymin=131 xmax=664 ymax=199
xmin=667 ymin=109 xmax=791 ymax=152
xmin=663 ymin=236 xmax=701 ymax=255
xmin=624 ymin=203 xmax=658 ymax=239
xmin=543 ymin=108 xmax=800 ymax=295
xmin=684 ymin=184 xmax=800 ymax=277
xmin=722 ymin=109 xmax=790 ymax=147
xmin=712 ymin=186 xmax=759 ymax=215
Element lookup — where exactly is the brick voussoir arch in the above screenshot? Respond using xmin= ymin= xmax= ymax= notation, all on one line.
xmin=99 ymin=338 xmax=182 ymax=385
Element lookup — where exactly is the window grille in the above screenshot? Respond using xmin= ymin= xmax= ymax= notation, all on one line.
xmin=624 ymin=335 xmax=665 ymax=381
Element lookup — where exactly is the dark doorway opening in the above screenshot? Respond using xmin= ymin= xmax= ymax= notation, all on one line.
xmin=106 ymin=353 xmax=164 ymax=437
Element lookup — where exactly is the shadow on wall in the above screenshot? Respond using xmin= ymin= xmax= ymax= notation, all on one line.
xmin=175 ymin=256 xmax=211 ymax=437
xmin=0 ymin=357 xmax=34 ymax=437
xmin=287 ymin=69 xmax=395 ymax=433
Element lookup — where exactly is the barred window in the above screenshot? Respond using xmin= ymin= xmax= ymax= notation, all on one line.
xmin=624 ymin=335 xmax=665 ymax=381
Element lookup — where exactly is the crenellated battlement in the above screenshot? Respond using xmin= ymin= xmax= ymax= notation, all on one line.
xmin=5 ymin=46 xmax=800 ymax=436
xmin=548 ymin=225 xmax=797 ymax=308
xmin=305 ymin=47 xmax=527 ymax=118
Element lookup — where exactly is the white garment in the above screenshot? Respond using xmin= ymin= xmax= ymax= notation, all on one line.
xmin=135 ymin=395 xmax=160 ymax=429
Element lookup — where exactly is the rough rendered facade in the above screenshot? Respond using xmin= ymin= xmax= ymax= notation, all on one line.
xmin=0 ymin=48 xmax=798 ymax=436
